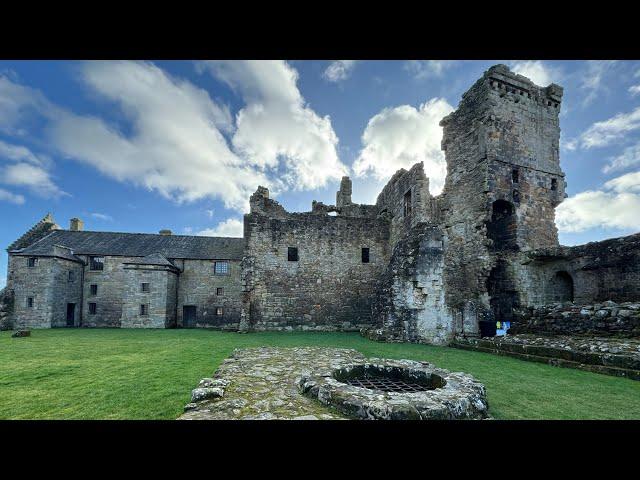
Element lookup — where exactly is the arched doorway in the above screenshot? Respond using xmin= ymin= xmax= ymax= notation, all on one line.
xmin=549 ymin=271 xmax=574 ymax=303
xmin=486 ymin=260 xmax=518 ymax=323
xmin=487 ymin=200 xmax=518 ymax=251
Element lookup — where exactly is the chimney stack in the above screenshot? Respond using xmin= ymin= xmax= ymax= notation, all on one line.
xmin=159 ymin=229 xmax=172 ymax=236
xmin=70 ymin=218 xmax=84 ymax=231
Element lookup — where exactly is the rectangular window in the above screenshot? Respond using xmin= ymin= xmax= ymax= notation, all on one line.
xmin=214 ymin=261 xmax=229 ymax=275
xmin=288 ymin=247 xmax=299 ymax=262
xmin=140 ymin=304 xmax=149 ymax=316
xmin=89 ymin=302 xmax=97 ymax=315
xmin=551 ymin=178 xmax=558 ymax=191
xmin=141 ymin=283 xmax=150 ymax=293
xmin=26 ymin=297 xmax=34 ymax=308
xmin=361 ymin=247 xmax=370 ymax=263
xmin=215 ymin=307 xmax=223 ymax=316
xmin=27 ymin=257 xmax=37 ymax=267
xmin=403 ymin=189 xmax=412 ymax=217
xmin=68 ymin=271 xmax=75 ymax=282
xmin=512 ymin=169 xmax=519 ymax=183
xmin=90 ymin=284 xmax=98 ymax=296
xmin=216 ymin=287 xmax=224 ymax=296
xmin=89 ymin=256 xmax=104 ymax=271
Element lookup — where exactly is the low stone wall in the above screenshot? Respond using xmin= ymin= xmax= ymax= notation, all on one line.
xmin=511 ymin=301 xmax=640 ymax=337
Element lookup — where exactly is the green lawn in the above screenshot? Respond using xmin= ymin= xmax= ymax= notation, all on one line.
xmin=1 ymin=329 xmax=639 ymax=420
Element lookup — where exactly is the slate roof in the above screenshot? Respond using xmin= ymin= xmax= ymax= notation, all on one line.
xmin=11 ymin=230 xmax=245 ymax=260
xmin=123 ymin=253 xmax=180 ymax=271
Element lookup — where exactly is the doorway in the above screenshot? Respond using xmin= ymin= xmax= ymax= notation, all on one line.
xmin=66 ymin=303 xmax=75 ymax=327
xmin=183 ymin=305 xmax=197 ymax=328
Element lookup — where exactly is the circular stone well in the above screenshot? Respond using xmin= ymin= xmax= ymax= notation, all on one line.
xmin=298 ymin=358 xmax=489 ymax=420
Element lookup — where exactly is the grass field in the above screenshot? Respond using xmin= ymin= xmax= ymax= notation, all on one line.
xmin=1 ymin=328 xmax=639 ymax=420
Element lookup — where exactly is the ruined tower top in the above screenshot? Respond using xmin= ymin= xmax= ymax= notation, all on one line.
xmin=336 ymin=176 xmax=352 ymax=208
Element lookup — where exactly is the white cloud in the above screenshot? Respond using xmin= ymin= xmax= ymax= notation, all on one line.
xmin=510 ymin=60 xmax=561 ymax=87
xmin=205 ymin=209 xmax=214 ymax=219
xmin=629 ymin=85 xmax=640 ymax=96
xmin=603 ymin=142 xmax=640 ymax=173
xmin=0 ymin=162 xmax=66 ymax=198
xmin=197 ymin=60 xmax=348 ymax=191
xmin=352 ymin=98 xmax=454 ymax=195
xmin=561 ymin=138 xmax=578 ymax=151
xmin=556 ymin=170 xmax=640 ymax=233
xmin=580 ymin=60 xmax=617 ymax=106
xmin=0 ymin=187 xmax=25 ymax=205
xmin=323 ymin=61 xmax=356 ymax=82
xmin=197 ymin=217 xmax=244 ymax=237
xmin=579 ymin=106 xmax=640 ymax=149
xmin=90 ymin=212 xmax=113 ymax=221
xmin=0 ymin=62 xmax=270 ymax=212
xmin=0 ymin=139 xmax=49 ymax=166
xmin=404 ymin=61 xmax=455 ymax=80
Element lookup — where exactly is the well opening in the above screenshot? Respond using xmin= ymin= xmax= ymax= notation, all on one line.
xmin=333 ymin=365 xmax=446 ymax=393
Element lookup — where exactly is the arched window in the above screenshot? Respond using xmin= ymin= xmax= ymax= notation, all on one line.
xmin=549 ymin=271 xmax=574 ymax=303
xmin=487 ymin=200 xmax=518 ymax=251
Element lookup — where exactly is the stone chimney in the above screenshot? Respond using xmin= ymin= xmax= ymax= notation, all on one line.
xmin=69 ymin=218 xmax=84 ymax=231
xmin=159 ymin=229 xmax=172 ymax=236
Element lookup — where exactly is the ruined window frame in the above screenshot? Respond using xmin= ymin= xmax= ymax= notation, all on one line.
xmin=216 ymin=287 xmax=224 ymax=296
xmin=89 ymin=256 xmax=104 ymax=271
xmin=551 ymin=178 xmax=558 ymax=191
xmin=141 ymin=282 xmax=150 ymax=293
xmin=214 ymin=261 xmax=229 ymax=275
xmin=140 ymin=304 xmax=149 ymax=316
xmin=403 ymin=189 xmax=412 ymax=217
xmin=512 ymin=169 xmax=519 ymax=183
xmin=90 ymin=284 xmax=98 ymax=296
xmin=26 ymin=297 xmax=34 ymax=308
xmin=27 ymin=257 xmax=38 ymax=268
xmin=68 ymin=270 xmax=75 ymax=282
xmin=361 ymin=247 xmax=370 ymax=264
xmin=215 ymin=307 xmax=224 ymax=317
xmin=288 ymin=247 xmax=299 ymax=262
xmin=88 ymin=302 xmax=97 ymax=315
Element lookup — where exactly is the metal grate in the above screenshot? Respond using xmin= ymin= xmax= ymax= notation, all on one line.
xmin=345 ymin=377 xmax=432 ymax=393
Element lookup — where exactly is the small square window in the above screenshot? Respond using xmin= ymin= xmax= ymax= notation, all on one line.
xmin=214 ymin=261 xmax=229 ymax=275
xmin=68 ymin=271 xmax=75 ymax=282
xmin=141 ymin=283 xmax=150 ymax=293
xmin=89 ymin=302 xmax=97 ymax=315
xmin=140 ymin=304 xmax=149 ymax=316
xmin=27 ymin=257 xmax=37 ymax=267
xmin=216 ymin=287 xmax=224 ymax=296
xmin=90 ymin=256 xmax=104 ymax=271
xmin=288 ymin=247 xmax=298 ymax=262
xmin=90 ymin=284 xmax=98 ymax=296
xmin=512 ymin=169 xmax=519 ymax=183
xmin=361 ymin=247 xmax=370 ymax=263
xmin=26 ymin=297 xmax=34 ymax=308
xmin=215 ymin=307 xmax=223 ymax=316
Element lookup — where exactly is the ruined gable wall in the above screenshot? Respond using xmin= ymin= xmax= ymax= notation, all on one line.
xmin=10 ymin=256 xmax=56 ymax=328
xmin=244 ymin=202 xmax=390 ymax=331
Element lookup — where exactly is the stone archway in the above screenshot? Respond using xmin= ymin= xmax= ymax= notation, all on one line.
xmin=549 ymin=271 xmax=574 ymax=303
xmin=487 ymin=200 xmax=518 ymax=251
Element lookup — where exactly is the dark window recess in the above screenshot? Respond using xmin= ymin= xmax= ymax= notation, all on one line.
xmin=141 ymin=283 xmax=150 ymax=293
xmin=89 ymin=256 xmax=104 ymax=271
xmin=288 ymin=247 xmax=299 ymax=262
xmin=512 ymin=189 xmax=520 ymax=203
xmin=214 ymin=261 xmax=229 ymax=275
xmin=487 ymin=200 xmax=518 ymax=251
xmin=215 ymin=307 xmax=223 ymax=316
xmin=512 ymin=169 xmax=519 ymax=183
xmin=551 ymin=178 xmax=558 ymax=191
xmin=26 ymin=297 xmax=34 ymax=308
xmin=140 ymin=304 xmax=149 ymax=316
xmin=27 ymin=257 xmax=37 ymax=267
xmin=68 ymin=271 xmax=75 ymax=282
xmin=89 ymin=302 xmax=97 ymax=315
xmin=216 ymin=287 xmax=224 ymax=296
xmin=90 ymin=284 xmax=98 ymax=296
xmin=361 ymin=247 xmax=370 ymax=263
xmin=403 ymin=189 xmax=412 ymax=217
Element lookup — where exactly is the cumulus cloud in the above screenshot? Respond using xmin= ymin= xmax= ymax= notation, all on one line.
xmin=510 ymin=60 xmax=561 ymax=87
xmin=0 ymin=187 xmax=25 ymax=204
xmin=556 ymin=170 xmax=640 ymax=233
xmin=603 ymin=142 xmax=640 ymax=173
xmin=580 ymin=60 xmax=617 ymax=106
xmin=404 ymin=61 xmax=455 ymax=80
xmin=197 ymin=217 xmax=243 ymax=237
xmin=629 ymin=85 xmax=640 ymax=96
xmin=323 ymin=61 xmax=357 ymax=82
xmin=0 ymin=140 xmax=64 ymax=198
xmin=197 ymin=60 xmax=348 ymax=191
xmin=352 ymin=98 xmax=454 ymax=195
xmin=579 ymin=106 xmax=640 ymax=149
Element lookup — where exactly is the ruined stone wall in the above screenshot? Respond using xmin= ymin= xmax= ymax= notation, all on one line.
xmin=10 ymin=256 xmax=56 ymax=328
xmin=121 ymin=266 xmax=178 ymax=328
xmin=370 ymin=223 xmax=456 ymax=345
xmin=245 ymin=197 xmax=390 ymax=331
xmin=175 ymin=259 xmax=243 ymax=329
xmin=50 ymin=256 xmax=83 ymax=327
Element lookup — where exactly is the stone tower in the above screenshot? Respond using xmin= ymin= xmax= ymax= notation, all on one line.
xmin=439 ymin=64 xmax=565 ymax=325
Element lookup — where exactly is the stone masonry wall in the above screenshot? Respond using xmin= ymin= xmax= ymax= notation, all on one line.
xmin=50 ymin=257 xmax=83 ymax=327
xmin=244 ymin=196 xmax=390 ymax=331
xmin=121 ymin=266 xmax=178 ymax=328
xmin=175 ymin=259 xmax=243 ymax=329
xmin=10 ymin=256 xmax=56 ymax=328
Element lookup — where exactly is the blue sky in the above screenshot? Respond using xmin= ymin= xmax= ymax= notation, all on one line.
xmin=2 ymin=60 xmax=640 ymax=289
